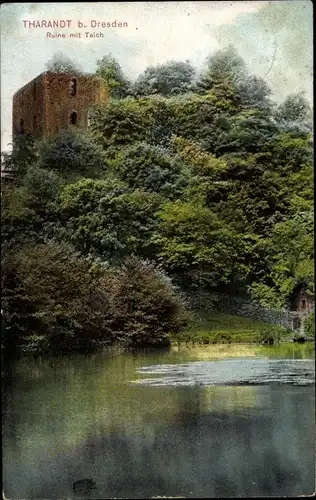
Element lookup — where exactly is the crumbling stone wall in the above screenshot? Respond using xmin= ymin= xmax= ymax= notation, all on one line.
xmin=12 ymin=73 xmax=46 ymax=139
xmin=12 ymin=71 xmax=109 ymax=140
xmin=189 ymin=290 xmax=314 ymax=333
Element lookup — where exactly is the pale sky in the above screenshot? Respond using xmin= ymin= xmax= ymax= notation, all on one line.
xmin=0 ymin=1 xmax=313 ymax=151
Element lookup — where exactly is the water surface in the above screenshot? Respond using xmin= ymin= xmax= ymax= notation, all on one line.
xmin=2 ymin=343 xmax=315 ymax=498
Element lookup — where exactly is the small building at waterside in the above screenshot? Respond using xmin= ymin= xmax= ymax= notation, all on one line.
xmin=286 ymin=282 xmax=314 ymax=337
xmin=289 ymin=282 xmax=314 ymax=313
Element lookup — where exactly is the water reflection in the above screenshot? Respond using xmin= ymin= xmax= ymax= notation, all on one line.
xmin=2 ymin=345 xmax=315 ymax=498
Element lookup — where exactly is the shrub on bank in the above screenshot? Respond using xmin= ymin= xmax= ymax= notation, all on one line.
xmin=1 ymin=241 xmax=113 ymax=355
xmin=304 ymin=311 xmax=315 ymax=338
xmin=213 ymin=332 xmax=232 ymax=344
xmin=1 ymin=243 xmax=189 ymax=355
xmin=258 ymin=325 xmax=288 ymax=345
xmin=99 ymin=255 xmax=190 ymax=347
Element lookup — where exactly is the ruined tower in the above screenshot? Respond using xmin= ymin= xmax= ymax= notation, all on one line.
xmin=12 ymin=71 xmax=108 ymax=140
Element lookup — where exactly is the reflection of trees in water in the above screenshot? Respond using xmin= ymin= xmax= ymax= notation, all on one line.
xmin=67 ymin=409 xmax=311 ymax=498
xmin=13 ymin=401 xmax=308 ymax=499
xmin=3 ymin=404 xmax=314 ymax=498
xmin=3 ymin=353 xmax=315 ymax=498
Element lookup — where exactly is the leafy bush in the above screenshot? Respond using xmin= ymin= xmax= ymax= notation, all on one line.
xmin=154 ymin=200 xmax=246 ymax=289
xmin=200 ymin=332 xmax=211 ymax=344
xmin=258 ymin=326 xmax=285 ymax=345
xmin=45 ymin=52 xmax=82 ymax=73
xmin=1 ymin=246 xmax=189 ymax=354
xmin=21 ymin=165 xmax=64 ymax=215
xmin=1 ymin=241 xmax=113 ymax=355
xmin=99 ymin=255 xmax=190 ymax=347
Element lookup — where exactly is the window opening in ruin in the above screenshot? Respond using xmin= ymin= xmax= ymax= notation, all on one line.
xmin=70 ymin=112 xmax=78 ymax=125
xmin=301 ymin=299 xmax=306 ymax=309
xmin=19 ymin=119 xmax=24 ymax=134
xmin=33 ymin=82 xmax=36 ymax=101
xmin=33 ymin=114 xmax=37 ymax=131
xmin=69 ymin=78 xmax=77 ymax=97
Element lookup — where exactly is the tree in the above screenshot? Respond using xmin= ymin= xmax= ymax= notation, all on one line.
xmin=21 ymin=165 xmax=64 ymax=215
xmin=171 ymin=136 xmax=228 ymax=179
xmin=238 ymin=75 xmax=272 ymax=110
xmin=196 ymin=46 xmax=247 ymax=107
xmin=153 ymin=200 xmax=247 ymax=290
xmin=1 ymin=182 xmax=39 ymax=254
xmin=269 ymin=211 xmax=314 ymax=296
xmin=1 ymin=165 xmax=65 ymax=256
xmin=250 ymin=210 xmax=314 ymax=307
xmin=215 ymin=108 xmax=278 ymax=156
xmin=38 ymin=129 xmax=107 ymax=178
xmin=110 ymin=141 xmax=187 ymax=197
xmin=170 ymin=136 xmax=229 ymax=205
xmin=45 ymin=52 xmax=82 ymax=74
xmin=95 ymin=54 xmax=130 ymax=98
xmin=166 ymin=91 xmax=245 ymax=155
xmin=2 ymin=134 xmax=37 ymax=181
xmin=148 ymin=97 xmax=175 ymax=147
xmin=281 ymin=163 xmax=313 ymax=214
xmin=132 ymin=60 xmax=196 ymax=97
xmin=59 ymin=178 xmax=162 ymax=262
xmin=88 ymin=98 xmax=155 ymax=158
xmin=274 ymin=92 xmax=312 ymax=133
xmin=269 ymin=131 xmax=312 ymax=176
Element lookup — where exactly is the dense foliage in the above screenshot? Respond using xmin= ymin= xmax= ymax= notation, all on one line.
xmin=132 ymin=60 xmax=196 ymax=97
xmin=95 ymin=54 xmax=131 ymax=98
xmin=45 ymin=52 xmax=82 ymax=74
xmin=2 ymin=47 xmax=314 ymax=355
xmin=2 ymin=243 xmax=188 ymax=355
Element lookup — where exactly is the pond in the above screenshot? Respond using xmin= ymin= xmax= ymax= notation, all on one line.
xmin=2 ymin=343 xmax=315 ymax=498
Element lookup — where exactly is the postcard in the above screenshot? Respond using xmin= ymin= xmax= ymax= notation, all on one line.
xmin=1 ymin=2 xmax=314 ymax=499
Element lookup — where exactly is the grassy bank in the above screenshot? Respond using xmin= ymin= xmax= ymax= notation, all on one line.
xmin=171 ymin=311 xmax=292 ymax=345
